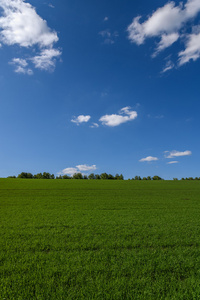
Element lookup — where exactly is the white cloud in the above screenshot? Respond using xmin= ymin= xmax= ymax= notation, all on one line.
xmin=0 ymin=0 xmax=58 ymax=47
xmin=165 ymin=150 xmax=192 ymax=158
xmin=59 ymin=168 xmax=78 ymax=176
xmin=58 ymin=164 xmax=97 ymax=176
xmin=167 ymin=161 xmax=179 ymax=164
xmin=104 ymin=17 xmax=109 ymax=22
xmin=178 ymin=31 xmax=200 ymax=65
xmin=10 ymin=49 xmax=61 ymax=73
xmin=90 ymin=123 xmax=99 ymax=128
xmin=139 ymin=156 xmax=159 ymax=162
xmin=0 ymin=0 xmax=61 ymax=73
xmin=161 ymin=60 xmax=175 ymax=73
xmin=127 ymin=2 xmax=184 ymax=45
xmin=14 ymin=66 xmax=33 ymax=75
xmin=9 ymin=57 xmax=33 ymax=75
xmin=11 ymin=58 xmax=27 ymax=67
xmin=76 ymin=164 xmax=97 ymax=171
xmin=71 ymin=115 xmax=91 ymax=125
xmin=185 ymin=0 xmax=200 ymax=17
xmin=127 ymin=0 xmax=200 ymax=66
xmin=31 ymin=48 xmax=61 ymax=71
xmin=153 ymin=33 xmax=179 ymax=57
xmin=99 ymin=106 xmax=137 ymax=127
xmin=99 ymin=29 xmax=111 ymax=38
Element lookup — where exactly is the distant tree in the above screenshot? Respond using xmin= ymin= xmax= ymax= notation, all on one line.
xmin=114 ymin=173 xmax=124 ymax=180
xmin=95 ymin=174 xmax=101 ymax=180
xmin=181 ymin=178 xmax=185 ymax=180
xmin=18 ymin=172 xmax=33 ymax=179
xmin=188 ymin=177 xmax=194 ymax=180
xmin=152 ymin=175 xmax=162 ymax=180
xmin=119 ymin=174 xmax=124 ymax=180
xmin=73 ymin=173 xmax=83 ymax=179
xmin=83 ymin=175 xmax=88 ymax=180
xmin=56 ymin=175 xmax=63 ymax=179
xmin=7 ymin=176 xmax=16 ymax=178
xmin=134 ymin=176 xmax=139 ymax=180
xmin=100 ymin=173 xmax=108 ymax=180
xmin=173 ymin=178 xmax=178 ymax=180
xmin=143 ymin=177 xmax=147 ymax=180
xmin=26 ymin=173 xmax=33 ymax=178
xmin=88 ymin=173 xmax=95 ymax=180
xmin=18 ymin=172 xmax=26 ymax=178
xmin=63 ymin=175 xmax=71 ymax=179
xmin=50 ymin=174 xmax=55 ymax=179
xmin=34 ymin=173 xmax=43 ymax=179
xmin=42 ymin=172 xmax=51 ymax=179
xmin=194 ymin=177 xmax=199 ymax=180
xmin=108 ymin=174 xmax=114 ymax=180
xmin=147 ymin=176 xmax=152 ymax=180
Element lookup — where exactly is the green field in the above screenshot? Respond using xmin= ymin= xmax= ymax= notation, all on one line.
xmin=1 ymin=179 xmax=200 ymax=299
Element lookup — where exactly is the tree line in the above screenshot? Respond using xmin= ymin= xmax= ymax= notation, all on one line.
xmin=8 ymin=172 xmax=125 ymax=180
xmin=8 ymin=173 xmax=200 ymax=180
xmin=173 ymin=177 xmax=200 ymax=180
xmin=8 ymin=172 xmax=165 ymax=180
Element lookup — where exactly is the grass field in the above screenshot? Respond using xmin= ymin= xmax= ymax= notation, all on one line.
xmin=0 ymin=179 xmax=200 ymax=299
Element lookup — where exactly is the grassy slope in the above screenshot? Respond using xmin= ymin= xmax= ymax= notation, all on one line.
xmin=0 ymin=179 xmax=200 ymax=299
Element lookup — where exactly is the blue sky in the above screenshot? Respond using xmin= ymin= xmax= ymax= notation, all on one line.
xmin=0 ymin=0 xmax=200 ymax=179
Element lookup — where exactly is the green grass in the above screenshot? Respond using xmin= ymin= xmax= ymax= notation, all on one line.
xmin=1 ymin=179 xmax=200 ymax=299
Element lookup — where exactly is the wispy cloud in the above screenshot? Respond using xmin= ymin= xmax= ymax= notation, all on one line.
xmin=103 ymin=17 xmax=109 ymax=22
xmin=99 ymin=106 xmax=137 ymax=127
xmin=153 ymin=33 xmax=179 ymax=57
xmin=127 ymin=0 xmax=200 ymax=68
xmin=178 ymin=30 xmax=200 ymax=65
xmin=0 ymin=0 xmax=61 ymax=73
xmin=90 ymin=123 xmax=99 ymax=128
xmin=139 ymin=156 xmax=159 ymax=162
xmin=99 ymin=29 xmax=118 ymax=44
xmin=167 ymin=161 xmax=179 ymax=164
xmin=148 ymin=114 xmax=164 ymax=119
xmin=161 ymin=60 xmax=175 ymax=73
xmin=101 ymin=91 xmax=108 ymax=98
xmin=155 ymin=115 xmax=164 ymax=119
xmin=71 ymin=115 xmax=91 ymax=125
xmin=165 ymin=150 xmax=192 ymax=158
xmin=9 ymin=58 xmax=33 ymax=75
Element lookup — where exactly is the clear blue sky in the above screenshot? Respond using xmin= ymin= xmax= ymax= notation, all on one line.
xmin=0 ymin=0 xmax=200 ymax=179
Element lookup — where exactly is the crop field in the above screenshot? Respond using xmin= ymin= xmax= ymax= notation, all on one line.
xmin=0 ymin=179 xmax=200 ymax=299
